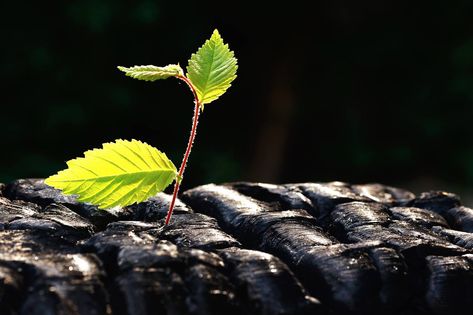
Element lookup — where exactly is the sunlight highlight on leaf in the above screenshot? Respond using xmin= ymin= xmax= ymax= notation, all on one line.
xmin=117 ymin=64 xmax=184 ymax=81
xmin=45 ymin=139 xmax=177 ymax=209
xmin=187 ymin=29 xmax=238 ymax=106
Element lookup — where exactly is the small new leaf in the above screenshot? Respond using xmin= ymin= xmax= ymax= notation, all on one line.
xmin=45 ymin=139 xmax=177 ymax=209
xmin=118 ymin=64 xmax=184 ymax=81
xmin=187 ymin=29 xmax=238 ymax=106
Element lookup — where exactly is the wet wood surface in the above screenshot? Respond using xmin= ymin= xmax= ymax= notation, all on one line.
xmin=1 ymin=179 xmax=473 ymax=315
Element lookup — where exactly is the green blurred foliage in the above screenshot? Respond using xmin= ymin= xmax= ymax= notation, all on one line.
xmin=1 ymin=0 xmax=473 ymax=193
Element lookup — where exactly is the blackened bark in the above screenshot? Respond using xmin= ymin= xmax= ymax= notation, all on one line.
xmin=1 ymin=178 xmax=472 ymax=314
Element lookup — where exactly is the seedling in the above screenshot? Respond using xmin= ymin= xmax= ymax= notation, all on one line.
xmin=45 ymin=29 xmax=238 ymax=224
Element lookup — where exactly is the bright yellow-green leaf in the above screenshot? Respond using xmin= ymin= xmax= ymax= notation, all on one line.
xmin=187 ymin=29 xmax=238 ymax=106
xmin=117 ymin=64 xmax=184 ymax=81
xmin=45 ymin=139 xmax=177 ymax=209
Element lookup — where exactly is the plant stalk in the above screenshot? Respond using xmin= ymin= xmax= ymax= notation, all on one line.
xmin=165 ymin=76 xmax=201 ymax=225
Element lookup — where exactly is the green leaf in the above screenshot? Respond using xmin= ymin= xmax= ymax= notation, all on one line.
xmin=45 ymin=139 xmax=177 ymax=209
xmin=187 ymin=29 xmax=238 ymax=106
xmin=117 ymin=64 xmax=184 ymax=81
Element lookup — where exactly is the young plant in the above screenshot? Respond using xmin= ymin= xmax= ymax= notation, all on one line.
xmin=45 ymin=29 xmax=238 ymax=224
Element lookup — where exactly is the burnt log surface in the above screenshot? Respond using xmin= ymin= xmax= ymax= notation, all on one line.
xmin=1 ymin=179 xmax=473 ymax=314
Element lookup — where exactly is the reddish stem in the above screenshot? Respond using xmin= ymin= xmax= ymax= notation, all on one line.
xmin=165 ymin=75 xmax=201 ymax=225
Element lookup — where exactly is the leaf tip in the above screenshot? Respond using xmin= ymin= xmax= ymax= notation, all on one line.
xmin=43 ymin=176 xmax=52 ymax=186
xmin=44 ymin=174 xmax=60 ymax=188
xmin=211 ymin=29 xmax=224 ymax=43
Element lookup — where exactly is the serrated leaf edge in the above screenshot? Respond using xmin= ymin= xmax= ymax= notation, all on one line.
xmin=45 ymin=139 xmax=178 ymax=209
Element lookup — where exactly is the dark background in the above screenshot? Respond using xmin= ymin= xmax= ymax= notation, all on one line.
xmin=2 ymin=1 xmax=473 ymax=200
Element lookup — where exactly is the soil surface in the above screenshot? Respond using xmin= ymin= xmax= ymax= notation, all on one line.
xmin=1 ymin=179 xmax=473 ymax=315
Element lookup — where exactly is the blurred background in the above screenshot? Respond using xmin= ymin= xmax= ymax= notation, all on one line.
xmin=2 ymin=1 xmax=473 ymax=200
